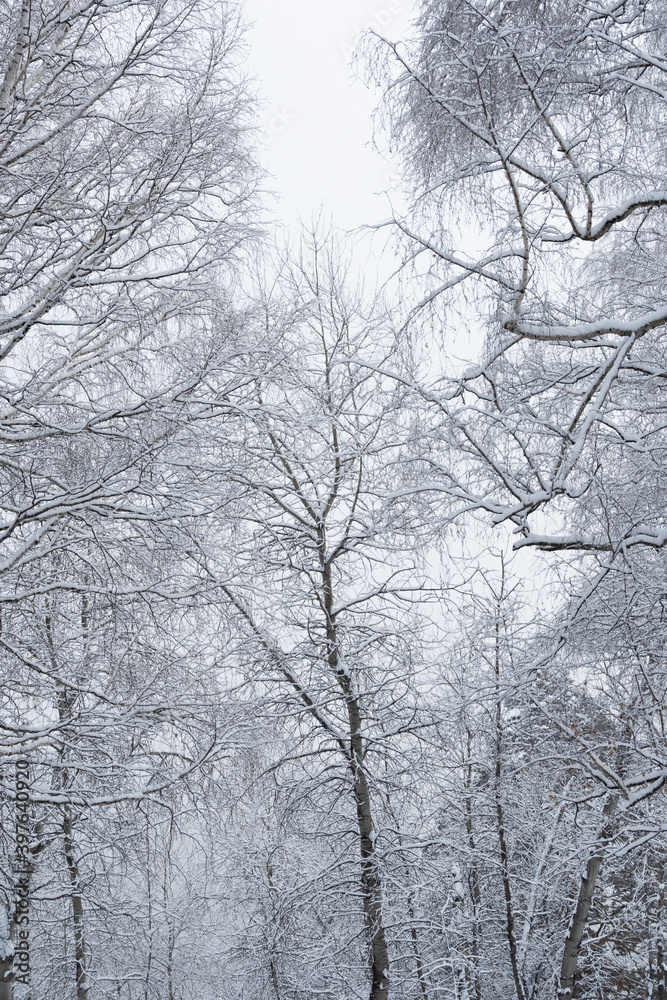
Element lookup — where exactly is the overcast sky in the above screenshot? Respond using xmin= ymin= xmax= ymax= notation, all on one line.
xmin=241 ymin=1 xmax=539 ymax=579
xmin=243 ymin=0 xmax=415 ymax=237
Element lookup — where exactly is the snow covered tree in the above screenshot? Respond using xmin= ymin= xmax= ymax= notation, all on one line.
xmin=203 ymin=231 xmax=433 ymax=1000
xmin=0 ymin=0 xmax=260 ymax=993
xmin=370 ymin=1 xmax=667 ymax=996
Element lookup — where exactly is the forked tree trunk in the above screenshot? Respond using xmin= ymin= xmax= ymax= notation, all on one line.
xmin=558 ymin=794 xmax=618 ymax=1000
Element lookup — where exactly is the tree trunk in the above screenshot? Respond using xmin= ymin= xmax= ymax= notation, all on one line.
xmin=322 ymin=551 xmax=389 ymax=1000
xmin=407 ymin=893 xmax=429 ymax=1000
xmin=655 ymin=881 xmax=666 ymax=1000
xmin=63 ymin=807 xmax=89 ymax=1000
xmin=657 ymin=937 xmax=666 ymax=1000
xmin=0 ymin=941 xmax=13 ymax=1000
xmin=0 ymin=759 xmax=36 ymax=1000
xmin=343 ymin=677 xmax=389 ymax=1000
xmin=494 ymin=623 xmax=526 ymax=1000
xmin=558 ymin=794 xmax=618 ymax=1000
xmin=144 ymin=810 xmax=153 ymax=1000
xmin=464 ymin=728 xmax=482 ymax=1000
xmin=0 ymin=0 xmax=30 ymax=115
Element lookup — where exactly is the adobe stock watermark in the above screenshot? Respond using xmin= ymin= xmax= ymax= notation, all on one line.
xmin=340 ymin=1 xmax=405 ymax=60
xmin=260 ymin=106 xmax=297 ymax=146
xmin=14 ymin=759 xmax=31 ymax=987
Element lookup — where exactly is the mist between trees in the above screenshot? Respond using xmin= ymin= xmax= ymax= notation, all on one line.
xmin=0 ymin=1 xmax=666 ymax=999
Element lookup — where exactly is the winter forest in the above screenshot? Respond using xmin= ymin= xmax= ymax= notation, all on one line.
xmin=2 ymin=1 xmax=667 ymax=998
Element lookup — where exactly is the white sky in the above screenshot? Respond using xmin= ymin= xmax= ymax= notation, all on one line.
xmin=240 ymin=1 xmax=545 ymax=587
xmin=243 ymin=0 xmax=415 ymax=237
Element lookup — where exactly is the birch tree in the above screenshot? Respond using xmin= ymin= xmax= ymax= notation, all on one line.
xmin=0 ymin=0 xmax=259 ymax=992
xmin=370 ymin=2 xmax=667 ymax=996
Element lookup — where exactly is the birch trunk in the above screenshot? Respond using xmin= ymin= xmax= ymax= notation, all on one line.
xmin=63 ymin=806 xmax=89 ymax=1000
xmin=0 ymin=925 xmax=13 ymax=1000
xmin=557 ymin=794 xmax=619 ymax=1000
